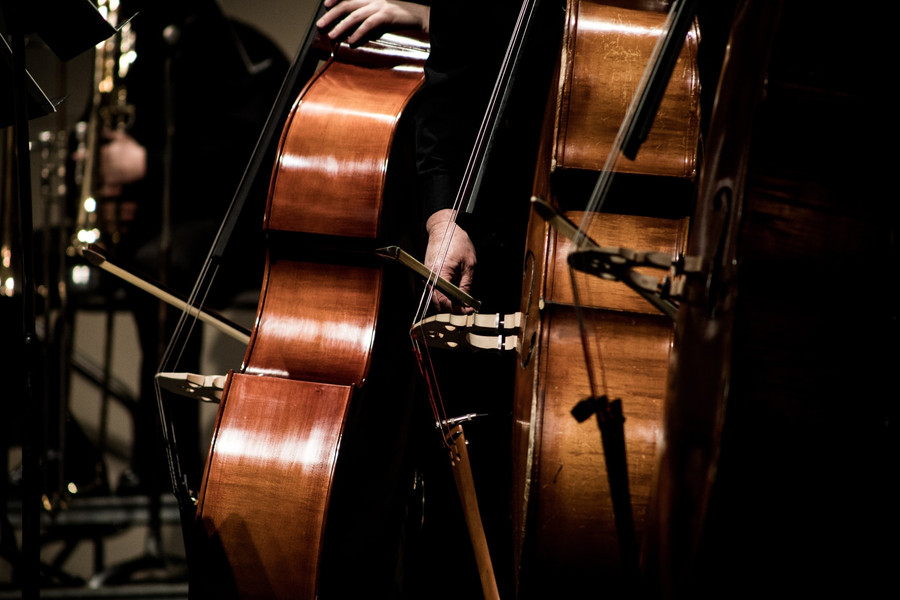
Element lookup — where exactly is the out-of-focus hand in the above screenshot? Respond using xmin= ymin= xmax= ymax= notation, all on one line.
xmin=98 ymin=129 xmax=146 ymax=197
xmin=424 ymin=208 xmax=477 ymax=315
xmin=316 ymin=0 xmax=429 ymax=46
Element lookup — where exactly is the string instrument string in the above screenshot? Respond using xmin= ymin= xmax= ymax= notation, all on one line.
xmin=566 ymin=0 xmax=698 ymax=402
xmin=505 ymin=3 xmax=704 ymax=591
xmin=406 ymin=3 xmax=553 ymax=598
xmin=156 ymin=0 xmax=332 ymax=374
xmin=412 ymin=0 xmax=543 ymax=442
xmin=576 ymin=0 xmax=697 ymax=227
xmin=146 ymin=0 xmax=330 ymax=515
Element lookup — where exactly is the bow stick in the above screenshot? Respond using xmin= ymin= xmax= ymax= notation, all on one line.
xmin=77 ymin=243 xmax=251 ymax=344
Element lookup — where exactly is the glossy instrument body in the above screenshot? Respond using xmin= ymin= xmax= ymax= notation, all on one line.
xmin=651 ymin=1 xmax=895 ymax=597
xmin=192 ymin=32 xmax=427 ymax=599
xmin=512 ymin=1 xmax=700 ymax=596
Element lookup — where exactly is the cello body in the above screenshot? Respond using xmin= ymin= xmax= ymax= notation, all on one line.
xmin=512 ymin=1 xmax=700 ymax=596
xmin=191 ymin=32 xmax=428 ymax=599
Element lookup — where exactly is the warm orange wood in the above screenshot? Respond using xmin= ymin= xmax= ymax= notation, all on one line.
xmin=545 ymin=211 xmax=689 ymax=313
xmin=513 ymin=214 xmax=683 ymax=598
xmin=527 ymin=305 xmax=671 ymax=576
xmin=193 ymin=31 xmax=426 ymax=599
xmin=511 ymin=2 xmax=700 ymax=597
xmin=243 ymin=258 xmax=382 ymax=385
xmin=196 ymin=374 xmax=353 ymax=600
xmin=447 ymin=426 xmax=501 ymax=600
xmin=266 ymin=35 xmax=428 ymax=239
xmin=554 ymin=1 xmax=701 ymax=178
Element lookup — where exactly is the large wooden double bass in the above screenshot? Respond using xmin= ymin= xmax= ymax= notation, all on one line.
xmin=189 ymin=30 xmax=429 ymax=599
xmin=510 ymin=0 xmax=701 ymax=597
xmin=652 ymin=1 xmax=895 ymax=598
xmin=514 ymin=0 xmax=894 ymax=597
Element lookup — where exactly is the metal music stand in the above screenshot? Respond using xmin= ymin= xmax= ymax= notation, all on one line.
xmin=1 ymin=1 xmax=117 ymax=596
xmin=0 ymin=39 xmax=60 ymax=127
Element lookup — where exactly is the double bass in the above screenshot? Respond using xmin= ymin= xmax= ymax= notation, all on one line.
xmin=406 ymin=1 xmax=701 ymax=596
xmin=189 ymin=28 xmax=429 ymax=599
xmin=652 ymin=0 xmax=895 ymax=597
xmin=509 ymin=0 xmax=701 ymax=597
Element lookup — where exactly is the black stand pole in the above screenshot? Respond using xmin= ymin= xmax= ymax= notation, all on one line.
xmin=3 ymin=1 xmax=117 ymax=593
xmin=6 ymin=2 xmax=44 ymax=596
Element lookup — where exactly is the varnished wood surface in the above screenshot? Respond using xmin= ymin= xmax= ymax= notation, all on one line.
xmin=266 ymin=38 xmax=427 ymax=239
xmin=243 ymin=258 xmax=382 ymax=386
xmin=527 ymin=307 xmax=671 ymax=577
xmin=545 ymin=210 xmax=689 ymax=314
xmin=511 ymin=2 xmax=700 ymax=596
xmin=554 ymin=1 xmax=701 ymax=178
xmin=513 ymin=210 xmax=681 ymax=597
xmin=196 ymin=373 xmax=353 ymax=599
xmin=193 ymin=31 xmax=426 ymax=599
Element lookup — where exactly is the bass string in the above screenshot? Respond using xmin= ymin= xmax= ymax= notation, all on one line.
xmin=567 ymin=1 xmax=686 ymax=400
xmin=158 ymin=0 xmax=330 ymax=376
xmin=411 ymin=0 xmax=543 ymax=438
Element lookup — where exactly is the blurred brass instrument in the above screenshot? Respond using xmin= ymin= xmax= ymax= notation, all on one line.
xmin=1 ymin=128 xmax=17 ymax=299
xmin=71 ymin=0 xmax=136 ymax=249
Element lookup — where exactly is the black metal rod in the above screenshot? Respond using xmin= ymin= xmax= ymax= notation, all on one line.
xmin=7 ymin=1 xmax=43 ymax=596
